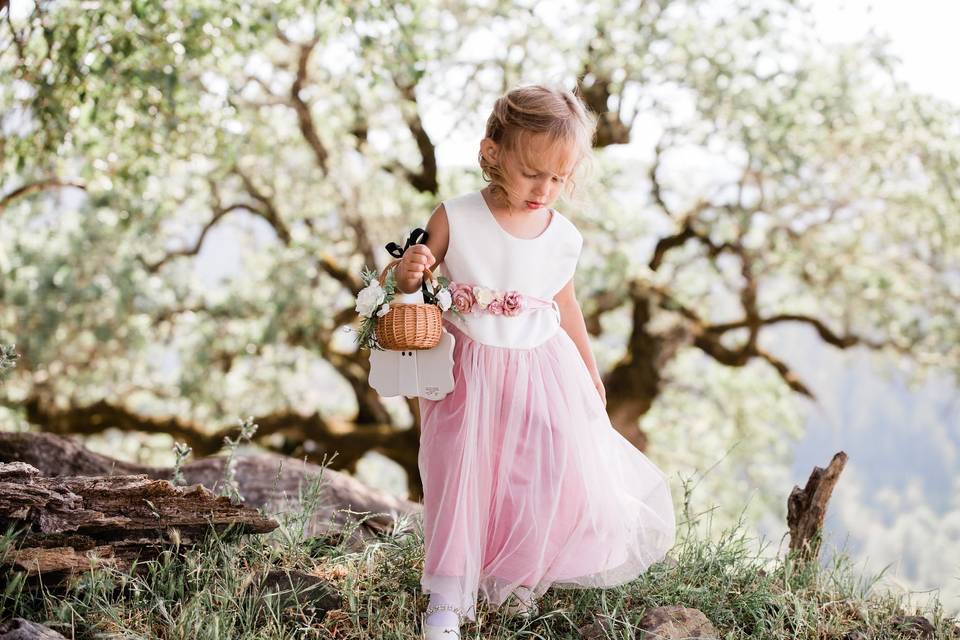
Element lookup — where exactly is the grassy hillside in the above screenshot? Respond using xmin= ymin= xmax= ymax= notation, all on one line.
xmin=2 ymin=467 xmax=957 ymax=640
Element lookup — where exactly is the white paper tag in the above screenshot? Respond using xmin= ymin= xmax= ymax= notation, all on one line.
xmin=368 ymin=329 xmax=456 ymax=400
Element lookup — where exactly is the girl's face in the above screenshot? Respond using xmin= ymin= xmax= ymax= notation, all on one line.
xmin=484 ymin=133 xmax=577 ymax=213
xmin=503 ymin=154 xmax=568 ymax=212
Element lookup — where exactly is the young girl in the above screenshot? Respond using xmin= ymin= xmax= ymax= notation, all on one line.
xmin=396 ymin=84 xmax=676 ymax=638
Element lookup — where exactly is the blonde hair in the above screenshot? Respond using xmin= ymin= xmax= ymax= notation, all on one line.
xmin=478 ymin=83 xmax=598 ymax=210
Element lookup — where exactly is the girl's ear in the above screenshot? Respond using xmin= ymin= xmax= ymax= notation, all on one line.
xmin=480 ymin=138 xmax=499 ymax=163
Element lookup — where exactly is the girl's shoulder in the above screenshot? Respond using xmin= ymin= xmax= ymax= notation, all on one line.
xmin=549 ymin=207 xmax=584 ymax=249
xmin=441 ymin=190 xmax=483 ymax=213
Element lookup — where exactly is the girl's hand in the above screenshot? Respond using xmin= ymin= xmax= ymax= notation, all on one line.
xmin=591 ymin=372 xmax=607 ymax=407
xmin=398 ymin=245 xmax=436 ymax=288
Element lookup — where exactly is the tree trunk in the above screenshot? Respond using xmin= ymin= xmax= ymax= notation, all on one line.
xmin=604 ymin=294 xmax=692 ymax=450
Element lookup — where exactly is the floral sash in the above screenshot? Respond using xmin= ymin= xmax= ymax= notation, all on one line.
xmin=447 ymin=282 xmax=558 ymax=317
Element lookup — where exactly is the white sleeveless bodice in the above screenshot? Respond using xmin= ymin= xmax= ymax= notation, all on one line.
xmin=438 ymin=190 xmax=583 ymax=348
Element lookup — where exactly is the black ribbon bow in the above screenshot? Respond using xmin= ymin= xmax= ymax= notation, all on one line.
xmin=385 ymin=227 xmax=430 ymax=259
xmin=385 ymin=227 xmax=435 ymax=299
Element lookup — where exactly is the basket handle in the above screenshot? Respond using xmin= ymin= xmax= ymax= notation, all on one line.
xmin=378 ymin=258 xmax=434 ymax=289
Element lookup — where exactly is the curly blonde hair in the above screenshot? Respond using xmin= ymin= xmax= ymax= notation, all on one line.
xmin=478 ymin=83 xmax=598 ymax=209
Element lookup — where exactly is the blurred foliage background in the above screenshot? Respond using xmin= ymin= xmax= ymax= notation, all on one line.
xmin=1 ymin=0 xmax=958 ymax=607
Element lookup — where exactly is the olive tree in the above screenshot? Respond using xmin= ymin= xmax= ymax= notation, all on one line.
xmin=1 ymin=0 xmax=957 ymax=511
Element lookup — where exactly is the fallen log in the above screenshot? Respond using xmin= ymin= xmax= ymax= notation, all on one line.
xmin=787 ymin=450 xmax=848 ymax=561
xmin=0 ymin=461 xmax=277 ymax=580
xmin=0 ymin=432 xmax=422 ymax=549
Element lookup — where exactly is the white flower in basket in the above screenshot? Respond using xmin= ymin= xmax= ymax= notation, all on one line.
xmin=435 ymin=289 xmax=452 ymax=312
xmin=355 ymin=281 xmax=386 ymax=318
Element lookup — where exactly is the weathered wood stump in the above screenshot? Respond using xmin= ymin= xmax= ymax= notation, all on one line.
xmin=0 ymin=461 xmax=277 ymax=580
xmin=787 ymin=451 xmax=848 ymax=561
xmin=0 ymin=619 xmax=68 ymax=639
xmin=0 ymin=432 xmax=422 ymax=550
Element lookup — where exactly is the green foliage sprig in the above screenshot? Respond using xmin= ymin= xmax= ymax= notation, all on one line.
xmin=219 ymin=416 xmax=258 ymax=503
xmin=171 ymin=441 xmax=193 ymax=487
xmin=0 ymin=344 xmax=19 ymax=383
xmin=353 ymin=266 xmax=396 ymax=351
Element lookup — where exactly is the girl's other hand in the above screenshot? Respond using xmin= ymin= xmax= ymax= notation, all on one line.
xmin=591 ymin=372 xmax=606 ymax=407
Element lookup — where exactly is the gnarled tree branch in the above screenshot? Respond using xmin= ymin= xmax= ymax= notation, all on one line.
xmin=19 ymin=392 xmax=426 ymax=496
xmin=234 ymin=166 xmax=291 ymax=245
xmin=0 ymin=178 xmax=85 ymax=213
xmin=387 ymin=76 xmax=438 ymax=194
xmin=575 ymin=24 xmax=632 ymax=147
xmin=288 ymin=36 xmax=329 ymax=176
xmin=140 ymin=202 xmax=249 ymax=273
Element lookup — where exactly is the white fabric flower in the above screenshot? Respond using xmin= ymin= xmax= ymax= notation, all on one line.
xmin=355 ymin=281 xmax=386 ymax=318
xmin=436 ymin=289 xmax=452 ymax=311
xmin=472 ymin=286 xmax=494 ymax=309
xmin=376 ymin=303 xmax=391 ymax=317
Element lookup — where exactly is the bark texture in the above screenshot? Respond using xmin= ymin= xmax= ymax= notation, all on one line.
xmin=0 ymin=461 xmax=276 ymax=579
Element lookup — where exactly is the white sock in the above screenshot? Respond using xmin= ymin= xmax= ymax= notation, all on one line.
xmin=514 ymin=584 xmax=535 ymax=605
xmin=425 ymin=576 xmax=462 ymax=628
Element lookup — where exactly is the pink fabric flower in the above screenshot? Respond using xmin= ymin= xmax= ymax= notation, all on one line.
xmin=502 ymin=290 xmax=523 ymax=316
xmin=487 ymin=296 xmax=504 ymax=315
xmin=450 ymin=282 xmax=476 ymax=314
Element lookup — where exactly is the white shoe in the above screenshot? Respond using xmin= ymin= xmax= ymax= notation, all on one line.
xmin=421 ymin=604 xmax=463 ymax=639
xmin=501 ymin=593 xmax=539 ymax=619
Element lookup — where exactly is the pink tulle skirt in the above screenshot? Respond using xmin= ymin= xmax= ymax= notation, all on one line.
xmin=418 ymin=320 xmax=676 ymax=622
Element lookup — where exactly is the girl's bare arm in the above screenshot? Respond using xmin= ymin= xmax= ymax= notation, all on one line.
xmin=554 ymin=276 xmax=600 ymax=379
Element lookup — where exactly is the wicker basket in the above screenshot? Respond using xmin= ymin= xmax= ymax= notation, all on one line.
xmin=374 ymin=258 xmax=443 ymax=350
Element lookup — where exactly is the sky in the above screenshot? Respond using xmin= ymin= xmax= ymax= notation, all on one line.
xmin=811 ymin=0 xmax=960 ymax=105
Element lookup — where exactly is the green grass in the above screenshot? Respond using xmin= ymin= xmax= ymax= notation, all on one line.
xmin=1 ymin=466 xmax=957 ymax=640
